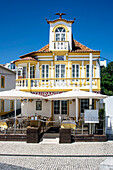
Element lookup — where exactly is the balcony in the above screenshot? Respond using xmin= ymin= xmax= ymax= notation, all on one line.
xmin=16 ymin=78 xmax=100 ymax=91
xmin=53 ymin=41 xmax=69 ymax=51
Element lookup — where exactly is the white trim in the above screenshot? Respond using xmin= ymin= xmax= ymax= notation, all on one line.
xmin=37 ymin=56 xmax=53 ymax=58
xmin=38 ymin=59 xmax=53 ymax=61
xmin=68 ymin=58 xmax=97 ymax=61
xmin=68 ymin=55 xmax=100 ymax=57
xmin=72 ymin=64 xmax=80 ymax=78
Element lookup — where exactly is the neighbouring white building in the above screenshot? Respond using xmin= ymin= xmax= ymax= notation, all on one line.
xmin=105 ymin=96 xmax=113 ymax=135
xmin=0 ymin=65 xmax=20 ymax=118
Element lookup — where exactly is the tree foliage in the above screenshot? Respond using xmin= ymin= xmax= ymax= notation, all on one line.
xmin=101 ymin=62 xmax=113 ymax=96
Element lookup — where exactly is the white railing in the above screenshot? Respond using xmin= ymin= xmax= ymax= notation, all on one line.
xmin=53 ymin=41 xmax=68 ymax=50
xmin=16 ymin=78 xmax=100 ymax=90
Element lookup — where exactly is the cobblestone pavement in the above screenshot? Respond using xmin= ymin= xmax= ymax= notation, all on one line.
xmin=0 ymin=141 xmax=112 ymax=169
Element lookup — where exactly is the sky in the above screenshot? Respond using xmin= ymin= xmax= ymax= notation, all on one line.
xmin=0 ymin=0 xmax=113 ymax=64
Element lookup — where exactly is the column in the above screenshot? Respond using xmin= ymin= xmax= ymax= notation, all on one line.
xmin=28 ymin=62 xmax=31 ymax=90
xmin=16 ymin=66 xmax=18 ymax=79
xmin=76 ymin=98 xmax=78 ymax=122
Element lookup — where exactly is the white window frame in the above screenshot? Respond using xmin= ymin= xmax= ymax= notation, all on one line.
xmin=55 ymin=27 xmax=66 ymax=41
xmin=55 ymin=64 xmax=66 ymax=79
xmin=72 ymin=64 xmax=80 ymax=78
xmin=86 ymin=64 xmax=94 ymax=78
xmin=41 ymin=64 xmax=49 ymax=79
xmin=55 ymin=55 xmax=66 ymax=61
xmin=30 ymin=66 xmax=34 ymax=78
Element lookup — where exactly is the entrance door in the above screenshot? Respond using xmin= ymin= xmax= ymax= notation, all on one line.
xmin=53 ymin=100 xmax=67 ymax=123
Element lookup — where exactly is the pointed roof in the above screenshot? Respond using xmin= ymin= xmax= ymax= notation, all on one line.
xmin=37 ymin=39 xmax=100 ymax=53
xmin=19 ymin=39 xmax=100 ymax=58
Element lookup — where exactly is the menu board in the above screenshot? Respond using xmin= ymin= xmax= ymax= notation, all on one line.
xmin=84 ymin=110 xmax=99 ymax=123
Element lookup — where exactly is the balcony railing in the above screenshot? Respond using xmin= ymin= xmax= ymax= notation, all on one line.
xmin=16 ymin=78 xmax=100 ymax=90
xmin=53 ymin=41 xmax=68 ymax=50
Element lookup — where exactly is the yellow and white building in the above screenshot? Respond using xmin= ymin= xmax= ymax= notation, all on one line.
xmin=14 ymin=15 xmax=101 ymax=122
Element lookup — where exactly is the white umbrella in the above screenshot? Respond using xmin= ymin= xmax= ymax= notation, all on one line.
xmin=46 ymin=90 xmax=107 ymax=122
xmin=46 ymin=90 xmax=107 ymax=100
xmin=0 ymin=89 xmax=43 ymax=133
xmin=0 ymin=89 xmax=43 ymax=99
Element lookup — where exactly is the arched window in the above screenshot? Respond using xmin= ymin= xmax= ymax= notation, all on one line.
xmin=55 ymin=27 xmax=66 ymax=41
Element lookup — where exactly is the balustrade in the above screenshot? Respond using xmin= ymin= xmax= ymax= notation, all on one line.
xmin=16 ymin=78 xmax=100 ymax=90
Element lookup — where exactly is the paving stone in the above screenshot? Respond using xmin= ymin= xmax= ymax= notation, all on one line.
xmin=0 ymin=141 xmax=112 ymax=169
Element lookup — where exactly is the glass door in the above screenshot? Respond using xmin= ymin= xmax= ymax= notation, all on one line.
xmin=53 ymin=100 xmax=67 ymax=121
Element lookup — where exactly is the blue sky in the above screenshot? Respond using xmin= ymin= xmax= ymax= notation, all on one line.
xmin=0 ymin=0 xmax=113 ymax=64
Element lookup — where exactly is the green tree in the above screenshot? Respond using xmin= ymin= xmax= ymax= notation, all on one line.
xmin=101 ymin=61 xmax=113 ymax=96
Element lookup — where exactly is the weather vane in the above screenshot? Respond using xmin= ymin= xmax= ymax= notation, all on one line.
xmin=55 ymin=13 xmax=66 ymax=19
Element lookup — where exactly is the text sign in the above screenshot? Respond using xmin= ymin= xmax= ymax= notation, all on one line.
xmin=84 ymin=110 xmax=99 ymax=123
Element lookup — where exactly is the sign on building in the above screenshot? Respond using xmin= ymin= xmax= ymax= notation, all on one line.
xmin=84 ymin=110 xmax=99 ymax=123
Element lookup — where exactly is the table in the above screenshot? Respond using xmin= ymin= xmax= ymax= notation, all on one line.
xmin=61 ymin=120 xmax=76 ymax=129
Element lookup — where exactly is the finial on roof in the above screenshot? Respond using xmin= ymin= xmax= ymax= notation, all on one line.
xmin=55 ymin=13 xmax=66 ymax=19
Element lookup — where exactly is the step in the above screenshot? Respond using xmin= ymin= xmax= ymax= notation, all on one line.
xmin=43 ymin=133 xmax=59 ymax=139
xmin=40 ymin=138 xmax=59 ymax=144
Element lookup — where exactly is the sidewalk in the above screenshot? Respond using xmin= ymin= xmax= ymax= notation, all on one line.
xmin=0 ymin=141 xmax=112 ymax=169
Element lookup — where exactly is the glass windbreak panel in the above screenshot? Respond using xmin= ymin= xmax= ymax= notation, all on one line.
xmin=61 ymin=65 xmax=65 ymax=78
xmin=81 ymin=99 xmax=94 ymax=113
xmin=61 ymin=101 xmax=67 ymax=115
xmin=54 ymin=101 xmax=60 ymax=114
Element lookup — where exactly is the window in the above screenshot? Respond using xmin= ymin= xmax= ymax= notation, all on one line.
xmin=30 ymin=66 xmax=35 ymax=78
xmin=86 ymin=65 xmax=94 ymax=78
xmin=56 ymin=65 xmax=65 ymax=78
xmin=72 ymin=64 xmax=80 ymax=78
xmin=54 ymin=101 xmax=60 ymax=114
xmin=1 ymin=100 xmax=4 ymax=112
xmin=42 ymin=65 xmax=49 ymax=79
xmin=1 ymin=76 xmax=5 ymax=88
xmin=55 ymin=27 xmax=66 ymax=41
xmin=80 ymin=99 xmax=94 ymax=113
xmin=36 ymin=101 xmax=42 ymax=110
xmin=61 ymin=101 xmax=67 ymax=114
xmin=10 ymin=100 xmax=14 ymax=111
xmin=22 ymin=67 xmax=26 ymax=78
xmin=18 ymin=71 xmax=21 ymax=76
xmin=11 ymin=63 xmax=15 ymax=69
xmin=56 ymin=56 xmax=65 ymax=61
xmin=54 ymin=100 xmax=67 ymax=115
